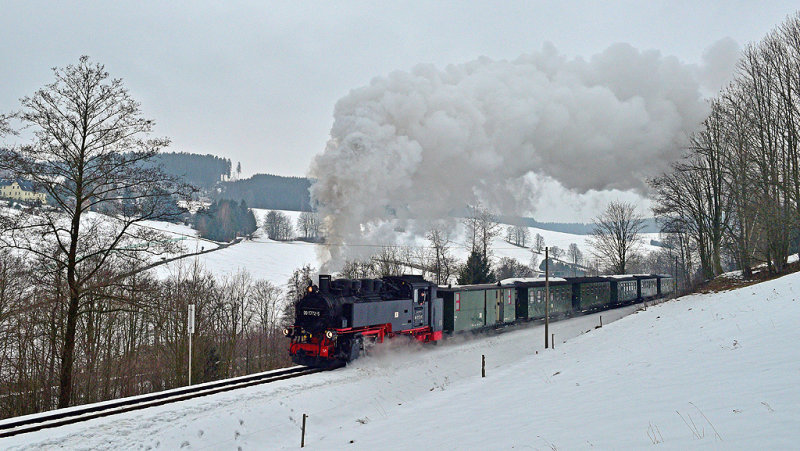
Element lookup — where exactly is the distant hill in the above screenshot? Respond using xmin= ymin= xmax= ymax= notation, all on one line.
xmin=216 ymin=174 xmax=312 ymax=211
xmin=151 ymin=152 xmax=231 ymax=189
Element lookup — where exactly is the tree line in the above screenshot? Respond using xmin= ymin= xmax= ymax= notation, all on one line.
xmin=149 ymin=152 xmax=232 ymax=189
xmin=0 ymin=56 xmax=316 ymax=417
xmin=0 ymin=250 xmax=312 ymax=419
xmin=650 ymin=12 xmax=800 ymax=287
xmin=217 ymin=173 xmax=312 ymax=211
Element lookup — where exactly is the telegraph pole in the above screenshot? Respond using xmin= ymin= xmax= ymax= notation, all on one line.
xmin=545 ymin=246 xmax=549 ymax=349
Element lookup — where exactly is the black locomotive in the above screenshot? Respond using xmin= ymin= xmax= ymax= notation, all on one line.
xmin=286 ymin=275 xmax=443 ymax=367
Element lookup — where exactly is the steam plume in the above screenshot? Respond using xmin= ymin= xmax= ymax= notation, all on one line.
xmin=310 ymin=41 xmax=739 ymax=268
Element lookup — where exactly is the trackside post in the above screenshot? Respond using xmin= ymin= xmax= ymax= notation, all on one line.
xmin=545 ymin=247 xmax=549 ymax=349
xmin=188 ymin=304 xmax=195 ymax=385
xmin=301 ymin=413 xmax=307 ymax=447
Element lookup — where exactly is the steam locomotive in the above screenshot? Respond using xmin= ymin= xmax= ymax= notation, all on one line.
xmin=286 ymin=273 xmax=674 ymax=367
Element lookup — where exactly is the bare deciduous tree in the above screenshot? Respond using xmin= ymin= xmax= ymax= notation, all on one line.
xmin=505 ymin=224 xmax=530 ymax=247
xmin=528 ymin=250 xmax=539 ymax=273
xmin=296 ymin=211 xmax=321 ymax=241
xmin=589 ymin=201 xmax=645 ymax=274
xmin=0 ymin=57 xmax=189 ymax=408
xmin=463 ymin=204 xmax=499 ymax=258
xmin=567 ymin=243 xmax=583 ymax=276
xmin=0 ymin=113 xmax=13 ymax=137
xmin=263 ymin=210 xmax=293 ymax=241
xmin=533 ymin=233 xmax=545 ymax=254
xmin=251 ymin=280 xmax=283 ymax=369
xmin=426 ymin=227 xmax=455 ymax=284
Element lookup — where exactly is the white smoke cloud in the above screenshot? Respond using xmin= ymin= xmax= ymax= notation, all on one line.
xmin=310 ymin=40 xmax=739 ymax=267
xmin=698 ymin=37 xmax=740 ymax=94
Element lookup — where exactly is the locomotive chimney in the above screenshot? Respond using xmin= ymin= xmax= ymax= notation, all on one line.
xmin=319 ymin=274 xmax=331 ymax=292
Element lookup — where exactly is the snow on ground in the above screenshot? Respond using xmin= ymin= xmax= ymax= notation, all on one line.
xmin=154 ymin=236 xmax=319 ymax=288
xmin=1 ymin=204 xmax=666 ymax=289
xmin=4 ymin=271 xmax=799 ymax=450
xmin=134 ymin=218 xmax=220 ymax=253
xmin=150 ymin=209 xmax=317 ymax=287
xmin=140 ymin=210 xmax=665 ymax=286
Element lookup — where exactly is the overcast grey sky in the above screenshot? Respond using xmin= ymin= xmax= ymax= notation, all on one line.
xmin=1 ymin=1 xmax=798 ymax=220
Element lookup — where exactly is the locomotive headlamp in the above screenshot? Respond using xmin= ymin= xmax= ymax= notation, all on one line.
xmin=283 ymin=328 xmax=292 ymax=337
xmin=325 ymin=330 xmax=336 ymax=339
xmin=307 ymin=286 xmax=313 ymax=293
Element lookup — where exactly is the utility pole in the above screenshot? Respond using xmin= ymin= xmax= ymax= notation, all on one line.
xmin=188 ymin=304 xmax=195 ymax=385
xmin=545 ymin=247 xmax=549 ymax=349
xmin=674 ymin=255 xmax=678 ymax=298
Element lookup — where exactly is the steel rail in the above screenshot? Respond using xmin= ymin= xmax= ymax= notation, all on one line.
xmin=0 ymin=365 xmax=326 ymax=439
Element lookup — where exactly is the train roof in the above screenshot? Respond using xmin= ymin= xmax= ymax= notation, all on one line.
xmin=499 ymin=277 xmax=568 ymax=284
xmin=563 ymin=276 xmax=611 ymax=284
xmin=438 ymin=282 xmax=513 ymax=292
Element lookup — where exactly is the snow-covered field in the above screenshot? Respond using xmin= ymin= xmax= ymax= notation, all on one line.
xmin=152 ymin=209 xmax=318 ymax=287
xmin=6 ymin=205 xmax=654 ymax=288
xmin=147 ymin=209 xmax=662 ymax=287
xmin=4 ymin=271 xmax=799 ymax=450
xmin=135 ymin=219 xmax=221 ymax=253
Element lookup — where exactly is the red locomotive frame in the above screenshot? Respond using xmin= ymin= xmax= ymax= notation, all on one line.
xmin=288 ymin=323 xmax=443 ymax=362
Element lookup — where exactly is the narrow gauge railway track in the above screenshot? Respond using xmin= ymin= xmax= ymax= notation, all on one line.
xmin=0 ymin=365 xmax=328 ymax=438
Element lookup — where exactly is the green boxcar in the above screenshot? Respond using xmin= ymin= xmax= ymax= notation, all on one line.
xmin=606 ymin=276 xmax=638 ymax=304
xmin=516 ymin=283 xmax=572 ymax=319
xmin=658 ymin=276 xmax=675 ymax=295
xmin=635 ymin=276 xmax=658 ymax=298
xmin=570 ymin=278 xmax=611 ymax=311
xmin=581 ymin=282 xmax=610 ymax=309
xmin=441 ymin=285 xmax=487 ymax=332
xmin=440 ymin=284 xmax=517 ymax=332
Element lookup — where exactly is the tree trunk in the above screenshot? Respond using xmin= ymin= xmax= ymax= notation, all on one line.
xmin=58 ymin=291 xmax=80 ymax=408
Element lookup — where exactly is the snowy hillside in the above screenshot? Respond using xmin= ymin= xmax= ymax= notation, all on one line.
xmin=4 ymin=271 xmax=799 ymax=449
xmin=148 ymin=209 xmax=662 ymax=286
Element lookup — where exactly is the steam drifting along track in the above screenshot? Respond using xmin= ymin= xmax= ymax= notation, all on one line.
xmin=0 ymin=365 xmax=326 ymax=438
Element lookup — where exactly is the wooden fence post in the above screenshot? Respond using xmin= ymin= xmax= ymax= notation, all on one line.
xmin=301 ymin=413 xmax=307 ymax=447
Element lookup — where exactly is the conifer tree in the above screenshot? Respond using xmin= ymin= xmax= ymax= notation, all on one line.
xmin=458 ymin=249 xmax=495 ymax=284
